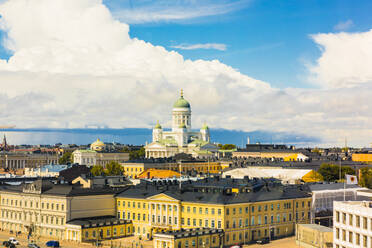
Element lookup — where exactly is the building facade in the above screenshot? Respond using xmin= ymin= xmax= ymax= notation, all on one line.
xmin=145 ymin=91 xmax=218 ymax=158
xmin=73 ymin=150 xmax=129 ymax=167
xmin=121 ymin=160 xmax=229 ymax=179
xmin=153 ymin=228 xmax=224 ymax=248
xmin=296 ymin=224 xmax=333 ymax=248
xmin=0 ymin=153 xmax=59 ymax=170
xmin=0 ymin=179 xmax=119 ymax=241
xmin=333 ymin=201 xmax=372 ymax=248
xmin=116 ymin=177 xmax=312 ymax=246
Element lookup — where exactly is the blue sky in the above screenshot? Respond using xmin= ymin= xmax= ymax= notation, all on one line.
xmin=99 ymin=0 xmax=372 ymax=88
xmin=0 ymin=0 xmax=372 ymax=146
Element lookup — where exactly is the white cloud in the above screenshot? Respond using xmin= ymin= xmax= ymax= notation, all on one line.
xmin=334 ymin=20 xmax=353 ymax=31
xmin=308 ymin=29 xmax=372 ymax=88
xmin=112 ymin=0 xmax=252 ymax=24
xmin=170 ymin=43 xmax=227 ymax=51
xmin=0 ymin=0 xmax=371 ymax=147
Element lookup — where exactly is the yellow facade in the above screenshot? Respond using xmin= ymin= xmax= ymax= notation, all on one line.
xmin=352 ymin=153 xmax=372 ymax=162
xmin=116 ymin=194 xmax=312 ymax=246
xmin=121 ymin=161 xmax=228 ymax=179
xmin=65 ymin=219 xmax=133 ymax=242
xmin=296 ymin=224 xmax=333 ymax=248
xmin=153 ymin=229 xmax=224 ymax=248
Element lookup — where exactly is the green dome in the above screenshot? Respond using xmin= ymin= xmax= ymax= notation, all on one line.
xmin=201 ymin=123 xmax=209 ymax=130
xmin=173 ymin=90 xmax=190 ymax=108
xmin=154 ymin=120 xmax=162 ymax=129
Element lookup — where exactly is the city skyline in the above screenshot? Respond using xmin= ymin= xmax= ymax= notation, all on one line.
xmin=0 ymin=0 xmax=371 ymax=147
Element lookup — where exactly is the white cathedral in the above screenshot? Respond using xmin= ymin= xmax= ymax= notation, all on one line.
xmin=145 ymin=90 xmax=218 ymax=158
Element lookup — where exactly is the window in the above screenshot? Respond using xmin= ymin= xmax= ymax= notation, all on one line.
xmin=251 ymin=206 xmax=255 ymax=213
xmin=264 ymin=215 xmax=268 ymax=224
xmin=211 ymin=220 xmax=215 ymax=228
xmin=233 ymin=208 xmax=236 ymax=215
xmin=85 ymin=231 xmax=89 ymax=238
xmin=258 ymin=206 xmax=261 ymax=212
xmin=349 ymin=214 xmax=353 ymax=225
xmin=343 ymin=213 xmax=346 ymax=224
xmin=212 ymin=208 xmax=215 ymax=215
xmin=251 ymin=216 xmax=254 ymax=225
xmin=169 ymin=216 xmax=172 ymax=224
xmin=193 ymin=207 xmax=196 ymax=213
xmin=356 ymin=216 xmax=360 ymax=227
xmin=336 ymin=228 xmax=339 ymax=239
xmin=107 ymin=229 xmax=110 ymax=236
xmin=356 ymin=233 xmax=360 ymax=245
xmin=187 ymin=207 xmax=190 ymax=213
xmin=264 ymin=205 xmax=268 ymax=211
xmin=226 ymin=208 xmax=229 ymax=215
xmin=163 ymin=216 xmax=166 ymax=223
xmin=218 ymin=209 xmax=221 ymax=215
xmin=187 ymin=218 xmax=190 ymax=225
xmin=138 ymin=213 xmax=140 ymax=220
xmin=363 ymin=235 xmax=367 ymax=247
xmin=199 ymin=219 xmax=202 ymax=226
xmin=258 ymin=216 xmax=261 ymax=225
xmin=205 ymin=208 xmax=209 ymax=214
xmin=132 ymin=213 xmax=135 ymax=220
xmin=363 ymin=217 xmax=367 ymax=229
xmin=117 ymin=212 xmax=120 ymax=218
xmin=277 ymin=214 xmax=280 ymax=223
xmin=349 ymin=231 xmax=353 ymax=243
xmin=283 ymin=213 xmax=287 ymax=222
xmin=181 ymin=218 xmax=184 ymax=225
xmin=271 ymin=215 xmax=274 ymax=224
xmin=193 ymin=219 xmax=196 ymax=226
xmin=92 ymin=231 xmax=96 ymax=238
xmin=218 ymin=220 xmax=222 ymax=228
xmin=342 ymin=230 xmax=346 ymax=241
xmin=174 ymin=217 xmax=177 ymax=224
xmin=226 ymin=221 xmax=229 ymax=228
xmin=277 ymin=203 xmax=280 ymax=210
xmin=239 ymin=208 xmax=242 ymax=214
xmin=271 ymin=204 xmax=274 ymax=210
xmin=143 ymin=214 xmax=146 ymax=221
xmin=205 ymin=219 xmax=208 ymax=227
xmin=302 ymin=201 xmax=304 ymax=208
xmin=239 ymin=219 xmax=242 ymax=227
xmin=181 ymin=206 xmax=184 ymax=212
xmin=296 ymin=202 xmax=298 ymax=208
xmin=289 ymin=213 xmax=292 ymax=221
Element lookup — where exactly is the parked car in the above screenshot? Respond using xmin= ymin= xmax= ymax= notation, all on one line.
xmin=2 ymin=241 xmax=16 ymax=248
xmin=8 ymin=238 xmax=19 ymax=245
xmin=256 ymin=238 xmax=270 ymax=244
xmin=46 ymin=241 xmax=60 ymax=248
xmin=28 ymin=243 xmax=40 ymax=248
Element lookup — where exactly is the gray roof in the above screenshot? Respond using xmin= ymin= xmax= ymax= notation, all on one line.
xmin=116 ymin=178 xmax=311 ymax=204
xmin=67 ymin=216 xmax=131 ymax=227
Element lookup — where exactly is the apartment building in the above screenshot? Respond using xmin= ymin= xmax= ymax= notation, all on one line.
xmin=333 ymin=201 xmax=372 ymax=248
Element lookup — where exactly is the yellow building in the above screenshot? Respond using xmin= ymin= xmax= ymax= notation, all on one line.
xmin=116 ymin=177 xmax=312 ymax=246
xmin=352 ymin=153 xmax=372 ymax=163
xmin=153 ymin=228 xmax=224 ymax=248
xmin=0 ymin=179 xmax=122 ymax=242
xmin=296 ymin=224 xmax=333 ymax=248
xmin=65 ymin=217 xmax=132 ymax=242
xmin=121 ymin=161 xmax=229 ymax=179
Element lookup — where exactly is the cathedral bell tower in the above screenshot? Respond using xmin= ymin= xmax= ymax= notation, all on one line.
xmin=172 ymin=89 xmax=191 ymax=132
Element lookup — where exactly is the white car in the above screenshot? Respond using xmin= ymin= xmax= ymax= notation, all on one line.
xmin=8 ymin=238 xmax=19 ymax=245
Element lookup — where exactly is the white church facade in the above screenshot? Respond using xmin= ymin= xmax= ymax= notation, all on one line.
xmin=145 ymin=90 xmax=218 ymax=158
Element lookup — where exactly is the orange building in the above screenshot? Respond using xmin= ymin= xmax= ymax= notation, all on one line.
xmin=137 ymin=168 xmax=181 ymax=179
xmin=352 ymin=153 xmax=372 ymax=163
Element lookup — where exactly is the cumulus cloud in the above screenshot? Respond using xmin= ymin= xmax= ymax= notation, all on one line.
xmin=170 ymin=43 xmax=227 ymax=51
xmin=334 ymin=20 xmax=354 ymax=31
xmin=308 ymin=29 xmax=372 ymax=88
xmin=112 ymin=0 xmax=252 ymax=24
xmin=0 ymin=0 xmax=371 ymax=147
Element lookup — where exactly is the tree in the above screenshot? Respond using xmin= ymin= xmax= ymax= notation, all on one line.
xmin=91 ymin=165 xmax=105 ymax=176
xmin=221 ymin=144 xmax=237 ymax=150
xmin=360 ymin=167 xmax=372 ymax=189
xmin=105 ymin=161 xmax=122 ymax=176
xmin=318 ymin=163 xmax=355 ymax=182
xmin=58 ymin=152 xmax=72 ymax=164
xmin=129 ymin=147 xmax=145 ymax=160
